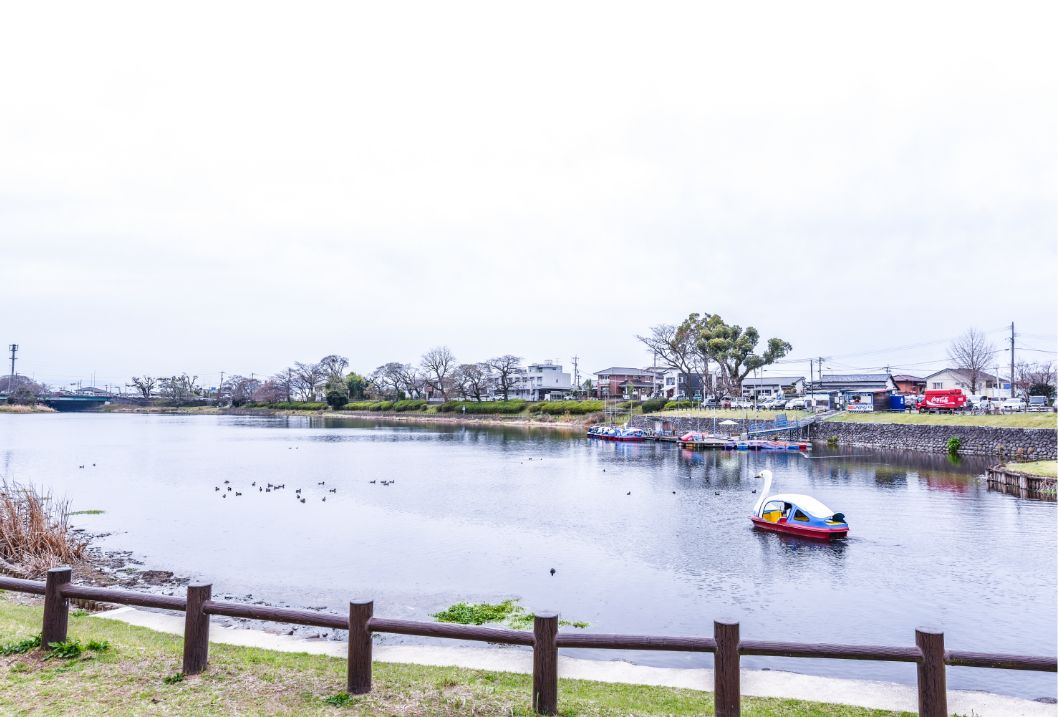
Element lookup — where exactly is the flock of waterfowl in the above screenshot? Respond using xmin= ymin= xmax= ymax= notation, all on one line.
xmin=214 ymin=478 xmax=347 ymax=503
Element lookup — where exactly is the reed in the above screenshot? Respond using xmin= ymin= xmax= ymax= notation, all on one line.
xmin=0 ymin=481 xmax=87 ymax=579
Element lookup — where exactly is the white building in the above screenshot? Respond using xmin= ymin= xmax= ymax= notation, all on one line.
xmin=509 ymin=361 xmax=573 ymax=401
xmin=923 ymin=368 xmax=1011 ymax=399
xmin=740 ymin=376 xmax=805 ymax=399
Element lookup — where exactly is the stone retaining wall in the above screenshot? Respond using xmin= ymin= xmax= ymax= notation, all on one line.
xmin=810 ymin=422 xmax=1057 ymax=459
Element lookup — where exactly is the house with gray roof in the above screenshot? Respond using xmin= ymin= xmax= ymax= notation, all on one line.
xmin=740 ymin=376 xmax=805 ymax=399
xmin=923 ymin=368 xmax=1011 ymax=398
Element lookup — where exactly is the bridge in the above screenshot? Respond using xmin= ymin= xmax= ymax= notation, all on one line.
xmin=38 ymin=395 xmax=113 ymax=412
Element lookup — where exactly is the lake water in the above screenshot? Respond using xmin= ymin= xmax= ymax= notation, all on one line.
xmin=1 ymin=413 xmax=1055 ymax=699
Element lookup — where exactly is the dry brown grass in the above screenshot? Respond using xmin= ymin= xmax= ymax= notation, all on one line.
xmin=0 ymin=481 xmax=87 ymax=578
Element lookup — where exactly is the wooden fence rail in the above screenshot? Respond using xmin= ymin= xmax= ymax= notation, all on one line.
xmin=1 ymin=569 xmax=1055 ymax=717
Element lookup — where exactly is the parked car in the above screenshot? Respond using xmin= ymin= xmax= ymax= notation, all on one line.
xmin=761 ymin=397 xmax=786 ymax=409
xmin=701 ymin=397 xmax=720 ymax=408
xmin=1000 ymin=398 xmax=1027 ymax=413
xmin=732 ymin=398 xmax=753 ymax=409
xmin=1027 ymin=395 xmax=1050 ymax=412
xmin=785 ymin=398 xmax=807 ymax=410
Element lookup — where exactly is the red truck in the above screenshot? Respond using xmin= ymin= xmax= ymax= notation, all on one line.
xmin=915 ymin=389 xmax=967 ymax=413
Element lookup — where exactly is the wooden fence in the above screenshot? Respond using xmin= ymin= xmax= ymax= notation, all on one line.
xmin=1 ymin=568 xmax=1055 ymax=716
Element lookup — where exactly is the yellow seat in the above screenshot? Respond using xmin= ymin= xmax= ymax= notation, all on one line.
xmin=762 ymin=510 xmax=781 ymax=523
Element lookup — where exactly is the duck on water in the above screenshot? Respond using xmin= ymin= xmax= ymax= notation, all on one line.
xmin=749 ymin=469 xmax=849 ymax=540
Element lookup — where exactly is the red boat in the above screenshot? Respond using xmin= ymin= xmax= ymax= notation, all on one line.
xmin=750 ymin=470 xmax=849 ymax=540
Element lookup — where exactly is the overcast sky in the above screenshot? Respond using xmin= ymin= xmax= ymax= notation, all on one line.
xmin=2 ymin=1 xmax=1055 ymax=389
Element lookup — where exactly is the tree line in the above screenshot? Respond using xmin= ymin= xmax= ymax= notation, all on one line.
xmin=126 ymin=350 xmax=532 ymax=408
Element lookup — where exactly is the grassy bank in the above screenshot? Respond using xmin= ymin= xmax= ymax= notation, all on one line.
xmin=647 ymin=409 xmax=812 ymax=421
xmin=0 ymin=598 xmax=908 ymax=717
xmin=826 ymin=412 xmax=1055 ymax=429
xmin=1002 ymin=460 xmax=1057 ymax=477
xmin=0 ymin=404 xmax=56 ymax=414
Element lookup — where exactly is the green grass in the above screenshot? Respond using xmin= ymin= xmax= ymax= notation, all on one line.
xmin=826 ymin=412 xmax=1056 ymax=428
xmin=1003 ymin=460 xmax=1057 ymax=478
xmin=432 ymin=599 xmax=589 ymax=630
xmin=69 ymin=509 xmax=105 ymax=516
xmin=0 ymin=596 xmax=910 ymax=716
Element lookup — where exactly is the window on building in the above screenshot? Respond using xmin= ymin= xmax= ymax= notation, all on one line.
xmin=932 ymin=382 xmax=943 ymax=389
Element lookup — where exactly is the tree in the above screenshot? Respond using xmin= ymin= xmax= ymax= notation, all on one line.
xmin=225 ymin=375 xmax=261 ymax=406
xmin=696 ymin=315 xmax=791 ymax=392
xmin=370 ymin=363 xmax=404 ymax=399
xmin=158 ymin=374 xmax=200 ymax=401
xmin=319 ymin=355 xmax=349 ymax=383
xmin=1016 ymin=360 xmax=1055 ymax=400
xmin=345 ymin=372 xmax=370 ymax=400
xmin=0 ymin=375 xmax=42 ymax=404
xmin=421 ymin=346 xmax=456 ymax=400
xmin=638 ymin=315 xmax=712 ymax=397
xmin=292 ymin=361 xmax=326 ymax=401
xmin=129 ymin=376 xmax=156 ymax=399
xmin=253 ymin=379 xmax=287 ymax=404
xmin=370 ymin=363 xmax=422 ymax=399
xmin=325 ymin=377 xmax=350 ymax=409
xmin=947 ymin=328 xmax=997 ymax=394
xmin=487 ymin=355 xmax=522 ymax=400
xmin=453 ymin=363 xmax=492 ymax=401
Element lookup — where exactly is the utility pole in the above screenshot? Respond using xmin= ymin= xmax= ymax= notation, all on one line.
xmin=817 ymin=356 xmax=826 ymax=407
xmin=571 ymin=355 xmax=579 ymax=392
xmin=287 ymin=368 xmax=292 ymax=402
xmin=7 ymin=344 xmax=17 ymax=396
xmin=809 ymin=359 xmax=814 ymax=393
xmin=1010 ymin=321 xmax=1015 ymax=399
xmin=218 ymin=371 xmax=225 ymax=405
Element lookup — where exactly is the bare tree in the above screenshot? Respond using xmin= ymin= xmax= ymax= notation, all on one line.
xmin=948 ymin=328 xmax=997 ymax=393
xmin=637 ymin=319 xmax=710 ymax=397
xmin=129 ymin=376 xmax=156 ymax=399
xmin=487 ymin=355 xmax=522 ymax=400
xmin=370 ymin=363 xmax=423 ymax=399
xmin=453 ymin=363 xmax=492 ymax=401
xmin=370 ymin=363 xmax=404 ymax=399
xmin=292 ymin=361 xmax=327 ymax=401
xmin=421 ymin=346 xmax=456 ymax=400
xmin=1016 ymin=360 xmax=1056 ymax=398
xmin=318 ymin=355 xmax=349 ymax=383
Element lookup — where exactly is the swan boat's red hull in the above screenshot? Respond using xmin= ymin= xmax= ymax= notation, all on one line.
xmin=749 ymin=515 xmax=848 ymax=540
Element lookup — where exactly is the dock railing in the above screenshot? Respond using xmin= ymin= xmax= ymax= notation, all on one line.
xmin=2 ymin=568 xmax=1055 ymax=716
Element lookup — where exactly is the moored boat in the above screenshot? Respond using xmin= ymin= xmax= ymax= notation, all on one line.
xmin=749 ymin=470 xmax=848 ymax=539
xmin=587 ymin=426 xmax=649 ymax=442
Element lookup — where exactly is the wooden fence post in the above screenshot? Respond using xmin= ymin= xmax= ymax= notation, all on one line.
xmin=714 ymin=619 xmax=740 ymax=717
xmin=42 ymin=566 xmax=71 ymax=648
xmin=182 ymin=583 xmax=212 ymax=675
xmin=915 ymin=628 xmax=947 ymax=717
xmin=347 ymin=600 xmax=373 ymax=695
xmin=533 ymin=612 xmax=559 ymax=715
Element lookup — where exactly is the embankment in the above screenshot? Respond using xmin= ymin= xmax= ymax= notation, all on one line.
xmin=811 ymin=421 xmax=1057 ymax=459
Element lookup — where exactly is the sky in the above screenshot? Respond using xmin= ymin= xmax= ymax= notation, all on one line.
xmin=2 ymin=1 xmax=1056 ymax=390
